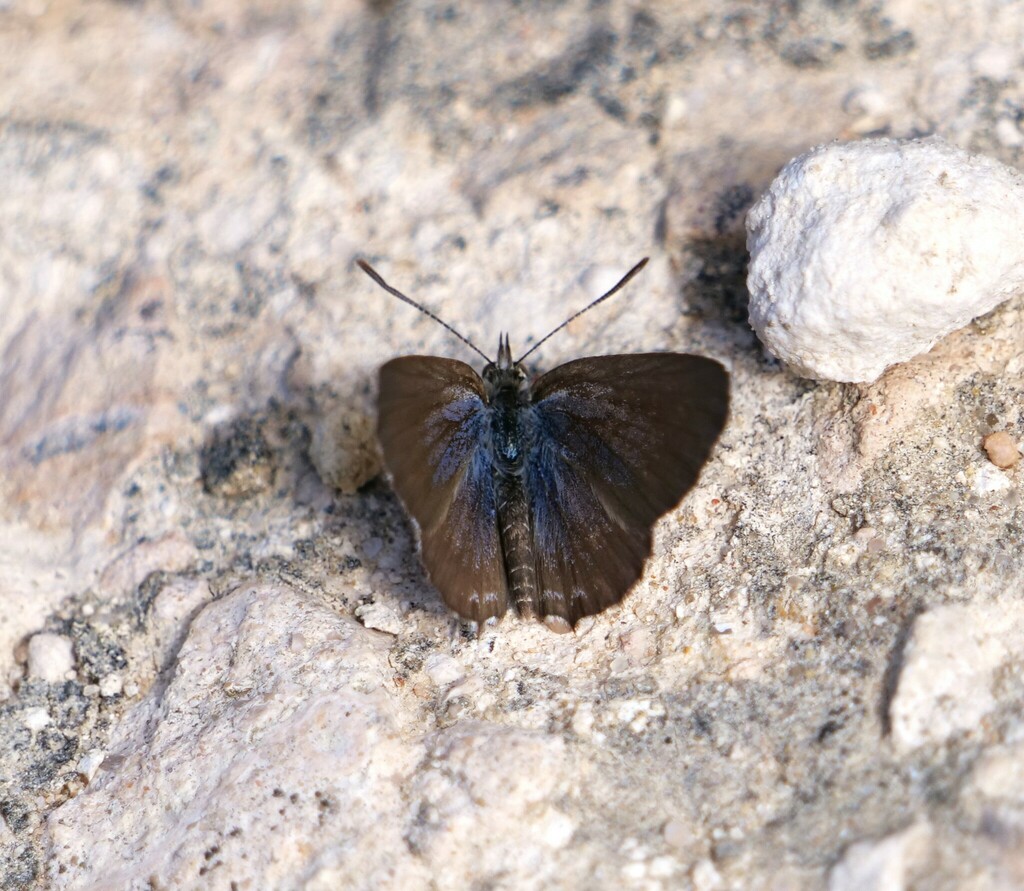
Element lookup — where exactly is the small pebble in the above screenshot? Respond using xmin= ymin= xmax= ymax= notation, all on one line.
xmin=983 ymin=430 xmax=1020 ymax=469
xmin=310 ymin=410 xmax=381 ymax=494
xmin=663 ymin=819 xmax=690 ymax=850
xmin=23 ymin=706 xmax=52 ymax=731
xmin=692 ymin=858 xmax=722 ymax=890
xmin=26 ymin=633 xmax=75 ymax=683
xmin=99 ymin=674 xmax=123 ymax=698
xmin=538 ymin=808 xmax=575 ymax=848
xmin=423 ymin=653 xmax=462 ymax=687
xmin=77 ymin=749 xmax=106 ymax=784
xmin=354 ymin=601 xmax=403 ymax=635
xmin=995 ymin=117 xmax=1024 ymax=149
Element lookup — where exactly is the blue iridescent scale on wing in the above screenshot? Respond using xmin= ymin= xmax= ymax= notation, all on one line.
xmin=428 ymin=394 xmax=488 ymax=485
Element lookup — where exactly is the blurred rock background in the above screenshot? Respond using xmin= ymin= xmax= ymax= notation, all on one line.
xmin=1 ymin=1 xmax=1023 ymax=888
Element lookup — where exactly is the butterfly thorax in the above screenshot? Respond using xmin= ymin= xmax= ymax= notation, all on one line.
xmin=483 ymin=336 xmax=533 ymax=477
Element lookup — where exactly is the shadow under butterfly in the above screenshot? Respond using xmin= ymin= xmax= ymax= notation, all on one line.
xmin=359 ymin=257 xmax=730 ymax=633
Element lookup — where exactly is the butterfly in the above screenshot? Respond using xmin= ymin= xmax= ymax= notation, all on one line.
xmin=358 ymin=258 xmax=729 ymax=632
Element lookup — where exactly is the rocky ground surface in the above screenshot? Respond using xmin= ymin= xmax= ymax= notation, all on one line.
xmin=2 ymin=1 xmax=1024 ymax=889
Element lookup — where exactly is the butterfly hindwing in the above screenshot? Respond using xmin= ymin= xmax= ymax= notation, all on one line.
xmin=528 ymin=354 xmax=729 ymax=625
xmin=377 ymin=356 xmax=509 ymax=623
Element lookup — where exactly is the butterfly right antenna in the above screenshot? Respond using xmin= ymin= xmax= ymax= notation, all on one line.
xmin=357 ymin=260 xmax=492 ymax=364
xmin=516 ymin=257 xmax=649 ymax=364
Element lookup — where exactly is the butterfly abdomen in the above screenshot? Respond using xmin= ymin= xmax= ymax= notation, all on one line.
xmin=496 ymin=474 xmax=539 ymax=618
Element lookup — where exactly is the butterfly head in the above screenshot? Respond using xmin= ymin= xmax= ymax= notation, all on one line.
xmin=482 ymin=333 xmax=528 ymax=398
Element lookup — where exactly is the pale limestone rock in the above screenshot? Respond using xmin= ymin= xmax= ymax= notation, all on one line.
xmin=747 ymin=138 xmax=1024 ymax=381
xmin=828 ymin=823 xmax=932 ymax=891
xmin=404 ymin=721 xmax=575 ymax=888
xmin=310 ymin=409 xmax=381 ymax=494
xmin=97 ymin=532 xmax=199 ymax=599
xmin=889 ymin=599 xmax=1024 ymax=753
xmin=44 ymin=584 xmax=426 ymax=890
xmin=149 ymin=576 xmax=215 ymax=660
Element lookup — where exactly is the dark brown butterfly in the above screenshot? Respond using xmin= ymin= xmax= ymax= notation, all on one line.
xmin=359 ymin=258 xmax=729 ymax=632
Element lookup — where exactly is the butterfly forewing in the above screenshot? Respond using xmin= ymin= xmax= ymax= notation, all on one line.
xmin=528 ymin=354 xmax=730 ymax=625
xmin=377 ymin=356 xmax=509 ymax=623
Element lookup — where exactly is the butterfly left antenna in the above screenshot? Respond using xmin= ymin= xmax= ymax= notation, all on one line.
xmin=517 ymin=257 xmax=650 ymax=364
xmin=357 ymin=260 xmax=492 ymax=364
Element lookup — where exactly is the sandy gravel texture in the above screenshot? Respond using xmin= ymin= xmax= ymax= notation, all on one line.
xmin=1 ymin=1 xmax=1024 ymax=889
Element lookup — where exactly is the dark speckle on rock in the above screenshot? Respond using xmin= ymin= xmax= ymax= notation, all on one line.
xmin=714 ymin=184 xmax=755 ymax=235
xmin=63 ymin=621 xmax=127 ymax=683
xmin=863 ymin=28 xmax=915 ymax=60
xmin=200 ymin=418 xmax=275 ymax=499
xmin=497 ymin=27 xmax=617 ymax=108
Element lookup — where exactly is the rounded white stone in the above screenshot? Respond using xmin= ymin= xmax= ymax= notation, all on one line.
xmin=746 ymin=137 xmax=1024 ymax=382
xmin=26 ymin=632 xmax=75 ymax=683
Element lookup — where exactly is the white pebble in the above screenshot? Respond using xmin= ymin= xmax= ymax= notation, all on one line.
xmin=621 ymin=861 xmax=647 ymax=880
xmin=747 ymin=137 xmax=1024 ymax=381
xmin=692 ymin=858 xmax=722 ymax=890
xmin=77 ymin=749 xmax=106 ymax=784
xmin=423 ymin=653 xmax=463 ymax=687
xmin=354 ymin=601 xmax=404 ymax=635
xmin=26 ymin=633 xmax=75 ymax=683
xmin=842 ymin=86 xmax=890 ymax=119
xmin=538 ymin=808 xmax=575 ymax=848
xmin=571 ymin=703 xmax=596 ymax=737
xmin=663 ymin=819 xmax=689 ymax=850
xmin=99 ymin=674 xmax=123 ymax=698
xmin=649 ymin=855 xmax=679 ymax=878
xmin=23 ymin=706 xmax=52 ymax=731
xmin=973 ymin=463 xmax=1011 ymax=496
